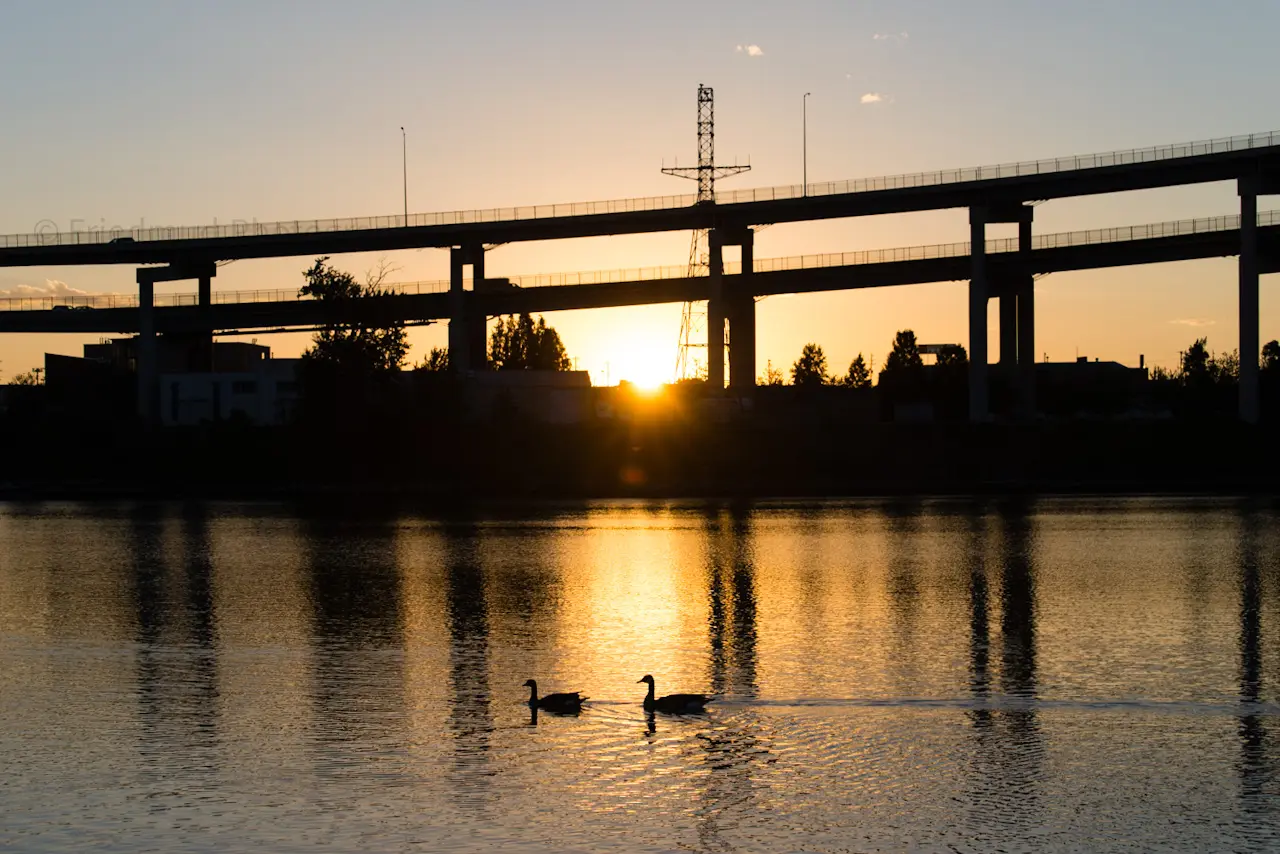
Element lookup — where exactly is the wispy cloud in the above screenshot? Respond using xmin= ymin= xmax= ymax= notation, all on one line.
xmin=0 ymin=280 xmax=97 ymax=298
xmin=1169 ymin=318 xmax=1216 ymax=327
xmin=873 ymin=32 xmax=909 ymax=41
xmin=860 ymin=92 xmax=885 ymax=104
xmin=735 ymin=44 xmax=764 ymax=57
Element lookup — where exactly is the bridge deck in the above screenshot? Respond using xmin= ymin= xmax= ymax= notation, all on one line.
xmin=2 ymin=130 xmax=1279 ymax=268
xmin=2 ymin=211 xmax=1273 ymax=335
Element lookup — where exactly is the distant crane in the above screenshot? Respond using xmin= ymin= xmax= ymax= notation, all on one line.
xmin=662 ymin=84 xmax=750 ymax=381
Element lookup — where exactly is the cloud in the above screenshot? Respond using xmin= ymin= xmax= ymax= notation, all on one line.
xmin=735 ymin=44 xmax=764 ymax=57
xmin=1169 ymin=318 xmax=1216 ymax=327
xmin=0 ymin=280 xmax=96 ymax=298
xmin=860 ymin=92 xmax=885 ymax=104
xmin=873 ymin=32 xmax=909 ymax=41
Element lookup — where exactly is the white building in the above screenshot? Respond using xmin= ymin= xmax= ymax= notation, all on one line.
xmin=160 ymin=359 xmax=301 ymax=426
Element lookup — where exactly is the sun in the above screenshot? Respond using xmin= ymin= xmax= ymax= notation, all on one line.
xmin=612 ymin=351 xmax=671 ymax=392
xmin=576 ymin=309 xmax=679 ymax=391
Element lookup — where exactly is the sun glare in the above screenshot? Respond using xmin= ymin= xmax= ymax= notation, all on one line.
xmin=629 ymin=375 xmax=667 ymax=394
xmin=603 ymin=340 xmax=672 ymax=391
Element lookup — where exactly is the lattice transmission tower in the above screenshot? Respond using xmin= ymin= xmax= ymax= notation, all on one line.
xmin=662 ymin=84 xmax=750 ymax=381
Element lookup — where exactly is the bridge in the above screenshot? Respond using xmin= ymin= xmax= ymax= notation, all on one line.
xmin=5 ymin=128 xmax=1280 ymax=422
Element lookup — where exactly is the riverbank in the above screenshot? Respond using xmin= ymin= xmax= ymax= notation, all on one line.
xmin=2 ymin=417 xmax=1275 ymax=501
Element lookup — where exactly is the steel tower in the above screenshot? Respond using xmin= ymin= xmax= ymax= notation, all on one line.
xmin=662 ymin=84 xmax=750 ymax=380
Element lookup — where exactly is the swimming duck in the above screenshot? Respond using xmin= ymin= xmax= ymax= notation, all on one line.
xmin=523 ymin=679 xmax=587 ymax=713
xmin=638 ymin=674 xmax=713 ymax=713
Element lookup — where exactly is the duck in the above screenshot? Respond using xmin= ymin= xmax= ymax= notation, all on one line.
xmin=523 ymin=679 xmax=587 ymax=713
xmin=638 ymin=674 xmax=713 ymax=713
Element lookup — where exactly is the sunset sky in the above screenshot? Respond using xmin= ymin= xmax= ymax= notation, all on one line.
xmin=2 ymin=0 xmax=1278 ymax=385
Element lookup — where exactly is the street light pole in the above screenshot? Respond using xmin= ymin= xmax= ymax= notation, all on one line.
xmin=803 ymin=92 xmax=811 ymax=196
xmin=401 ymin=126 xmax=408 ymax=226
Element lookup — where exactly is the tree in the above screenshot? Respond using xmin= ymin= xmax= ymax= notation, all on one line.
xmin=488 ymin=313 xmax=572 ymax=371
xmin=878 ymin=329 xmax=926 ymax=396
xmin=1210 ymin=348 xmax=1239 ymax=385
xmin=9 ymin=370 xmax=38 ymax=386
xmin=882 ymin=330 xmax=924 ymax=376
xmin=934 ymin=344 xmax=968 ymax=371
xmin=1263 ymin=340 xmax=1280 ymax=373
xmin=1178 ymin=337 xmax=1212 ymax=385
xmin=760 ymin=360 xmax=785 ymax=386
xmin=839 ymin=353 xmax=872 ymax=389
xmin=416 ymin=346 xmax=450 ymax=373
xmin=790 ymin=343 xmax=829 ymax=387
xmin=299 ymin=257 xmax=408 ymax=372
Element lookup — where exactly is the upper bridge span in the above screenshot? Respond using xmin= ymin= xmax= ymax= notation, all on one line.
xmin=3 ymin=129 xmax=1280 ymax=267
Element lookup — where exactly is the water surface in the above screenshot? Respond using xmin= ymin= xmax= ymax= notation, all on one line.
xmin=1 ymin=497 xmax=1277 ymax=852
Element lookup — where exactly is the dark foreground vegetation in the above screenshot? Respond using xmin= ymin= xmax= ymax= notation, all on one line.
xmin=2 ymin=379 xmax=1277 ymax=501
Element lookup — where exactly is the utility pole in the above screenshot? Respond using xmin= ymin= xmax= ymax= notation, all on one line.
xmin=803 ymin=92 xmax=811 ymax=196
xmin=662 ymin=84 xmax=751 ymax=381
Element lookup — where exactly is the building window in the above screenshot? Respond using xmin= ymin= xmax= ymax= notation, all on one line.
xmin=232 ymin=381 xmax=257 ymax=395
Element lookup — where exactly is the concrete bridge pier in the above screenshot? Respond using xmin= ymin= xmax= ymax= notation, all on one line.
xmin=707 ymin=230 xmax=726 ymax=391
xmin=194 ymin=273 xmax=214 ymax=372
xmin=449 ymin=245 xmax=488 ymax=373
xmin=969 ymin=207 xmax=991 ymax=421
xmin=998 ymin=283 xmax=1017 ymax=374
xmin=971 ymin=203 xmax=1035 ymax=422
xmin=138 ymin=271 xmax=156 ymax=420
xmin=1238 ymin=171 xmax=1280 ymax=423
xmin=136 ymin=262 xmax=216 ymax=421
xmin=722 ymin=228 xmax=756 ymax=396
xmin=1016 ymin=214 xmax=1036 ymax=419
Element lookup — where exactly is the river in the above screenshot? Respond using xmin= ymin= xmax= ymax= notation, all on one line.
xmin=1 ymin=497 xmax=1276 ymax=852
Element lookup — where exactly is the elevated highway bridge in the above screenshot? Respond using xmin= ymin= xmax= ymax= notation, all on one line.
xmin=4 ymin=128 xmax=1279 ymax=422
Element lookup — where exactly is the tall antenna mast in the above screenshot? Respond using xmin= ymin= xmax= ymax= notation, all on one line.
xmin=663 ymin=84 xmax=750 ymax=381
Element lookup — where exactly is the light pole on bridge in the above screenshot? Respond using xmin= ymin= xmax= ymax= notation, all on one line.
xmin=803 ymin=92 xmax=811 ymax=197
xmin=401 ymin=126 xmax=408 ymax=226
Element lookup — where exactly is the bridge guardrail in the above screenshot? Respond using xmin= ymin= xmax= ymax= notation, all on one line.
xmin=1 ymin=210 xmax=1275 ymax=312
xmin=2 ymin=130 xmax=1277 ymax=250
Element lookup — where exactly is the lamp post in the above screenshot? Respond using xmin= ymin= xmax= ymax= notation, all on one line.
xmin=803 ymin=92 xmax=811 ymax=196
xmin=401 ymin=126 xmax=408 ymax=226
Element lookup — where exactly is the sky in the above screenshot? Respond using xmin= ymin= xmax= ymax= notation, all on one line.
xmin=1 ymin=0 xmax=1279 ymax=385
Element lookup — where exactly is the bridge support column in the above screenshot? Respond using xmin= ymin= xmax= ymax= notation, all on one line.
xmin=998 ymin=289 xmax=1017 ymax=371
xmin=468 ymin=248 xmax=488 ymax=370
xmin=726 ymin=228 xmax=756 ymax=396
xmin=135 ymin=262 xmax=217 ymax=422
xmin=449 ymin=248 xmax=468 ymax=373
xmin=1240 ymin=179 xmax=1260 ymax=424
xmin=1016 ymin=216 xmax=1036 ymax=419
xmin=973 ymin=203 xmax=1035 ymax=422
xmin=449 ymin=245 xmax=487 ymax=374
xmin=969 ymin=208 xmax=990 ymax=422
xmin=195 ymin=273 xmax=214 ymax=372
xmin=137 ymin=271 xmax=157 ymax=421
xmin=707 ymin=230 xmax=726 ymax=391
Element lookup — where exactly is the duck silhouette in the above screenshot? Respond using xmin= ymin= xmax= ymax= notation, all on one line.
xmin=638 ymin=674 xmax=713 ymax=713
xmin=523 ymin=679 xmax=587 ymax=714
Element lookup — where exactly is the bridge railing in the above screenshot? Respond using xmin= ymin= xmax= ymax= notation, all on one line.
xmin=1 ymin=210 xmax=1275 ymax=312
xmin=0 ymin=278 xmax=455 ymax=312
xmin=3 ymin=130 xmax=1278 ymax=250
xmin=719 ymin=131 xmax=1280 ymax=205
